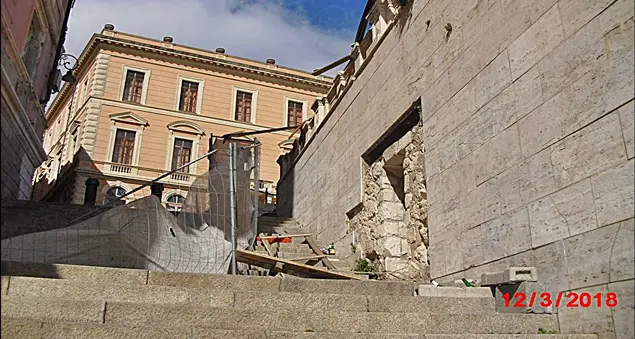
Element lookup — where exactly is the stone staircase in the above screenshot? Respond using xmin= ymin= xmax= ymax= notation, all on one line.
xmin=0 ymin=261 xmax=597 ymax=338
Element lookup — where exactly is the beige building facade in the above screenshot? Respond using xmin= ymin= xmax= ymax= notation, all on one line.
xmin=34 ymin=24 xmax=330 ymax=207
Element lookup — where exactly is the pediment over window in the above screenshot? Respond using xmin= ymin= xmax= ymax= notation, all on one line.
xmin=109 ymin=111 xmax=148 ymax=126
xmin=167 ymin=121 xmax=205 ymax=135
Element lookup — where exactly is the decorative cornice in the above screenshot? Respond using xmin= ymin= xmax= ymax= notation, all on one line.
xmin=48 ymin=33 xmax=333 ymax=116
xmin=167 ymin=121 xmax=205 ymax=135
xmin=109 ymin=111 xmax=148 ymax=126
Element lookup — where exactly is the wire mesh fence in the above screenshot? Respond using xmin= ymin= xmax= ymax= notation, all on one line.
xmin=1 ymin=139 xmax=260 ymax=275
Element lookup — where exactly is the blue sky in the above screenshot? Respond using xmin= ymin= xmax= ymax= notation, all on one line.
xmin=64 ymin=0 xmax=366 ymax=72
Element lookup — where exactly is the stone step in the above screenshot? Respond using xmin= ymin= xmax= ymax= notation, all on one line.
xmin=1 ymin=262 xmax=416 ymax=296
xmin=1 ymin=296 xmax=559 ymax=334
xmin=418 ymin=285 xmax=493 ymax=298
xmin=5 ymin=276 xmax=495 ymax=313
xmin=1 ymin=320 xmax=597 ymax=339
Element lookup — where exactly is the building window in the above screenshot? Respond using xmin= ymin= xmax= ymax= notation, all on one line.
xmin=178 ymin=80 xmax=199 ymax=113
xmin=111 ymin=129 xmax=136 ymax=165
xmin=105 ymin=186 xmax=127 ymax=205
xmin=234 ymin=90 xmax=253 ymax=122
xmin=287 ymin=100 xmax=304 ymax=126
xmin=171 ymin=138 xmax=193 ymax=171
xmin=166 ymin=194 xmax=185 ymax=213
xmin=122 ymin=70 xmax=145 ymax=103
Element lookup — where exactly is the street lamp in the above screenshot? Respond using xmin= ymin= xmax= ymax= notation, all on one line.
xmin=59 ymin=53 xmax=79 ymax=84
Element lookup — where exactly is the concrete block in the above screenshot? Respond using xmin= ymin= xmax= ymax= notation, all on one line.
xmin=426 ymin=313 xmax=559 ymax=334
xmin=549 ymin=179 xmax=598 ymax=237
xmin=609 ymin=219 xmax=634 ymax=282
xmin=494 ymin=281 xmax=555 ymax=314
xmin=481 ymin=272 xmax=504 ymax=286
xmin=0 ymin=319 xmax=48 ymax=339
xmin=564 ymin=223 xmax=620 ymax=290
xmin=268 ymin=332 xmax=423 ymax=339
xmin=279 ymin=277 xmax=414 ymax=296
xmin=591 ymin=160 xmax=635 ymax=227
xmin=608 ymin=279 xmax=634 ymax=339
xmin=508 ymin=5 xmax=564 ymax=79
xmin=148 ymin=271 xmax=281 ymax=293
xmin=465 ymin=287 xmax=493 ymax=298
xmin=0 ymin=261 xmax=147 ymax=285
xmin=550 ymin=113 xmax=627 ymax=189
xmin=106 ymin=303 xmax=272 ymax=330
xmin=369 ymin=295 xmax=494 ymax=313
xmin=619 ymin=101 xmax=634 ymax=159
xmin=274 ymin=310 xmax=429 ymax=333
xmin=504 ymin=267 xmax=537 ymax=283
xmin=558 ymin=284 xmax=615 ymax=339
xmin=36 ymin=323 xmax=197 ymax=339
xmin=1 ymin=295 xmax=104 ymax=323
xmin=7 ymin=276 xmax=233 ymax=307
xmin=482 ymin=207 xmax=532 ymax=263
xmin=234 ymin=292 xmax=366 ymax=312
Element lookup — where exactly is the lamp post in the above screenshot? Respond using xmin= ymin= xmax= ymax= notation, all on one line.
xmin=59 ymin=53 xmax=79 ymax=85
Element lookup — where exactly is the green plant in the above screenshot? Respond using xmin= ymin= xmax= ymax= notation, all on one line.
xmin=538 ymin=328 xmax=559 ymax=334
xmin=353 ymin=258 xmax=373 ymax=273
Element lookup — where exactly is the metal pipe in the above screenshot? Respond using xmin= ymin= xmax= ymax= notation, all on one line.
xmin=221 ymin=125 xmax=297 ymax=139
xmin=311 ymin=55 xmax=351 ymax=76
xmin=228 ymin=142 xmax=238 ymax=274
xmin=250 ymin=139 xmax=261 ymax=250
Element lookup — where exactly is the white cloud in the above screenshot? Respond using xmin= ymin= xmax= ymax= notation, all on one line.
xmin=64 ymin=0 xmax=353 ymax=72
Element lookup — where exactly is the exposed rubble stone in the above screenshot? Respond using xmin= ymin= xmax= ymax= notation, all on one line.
xmin=346 ymin=125 xmax=429 ymax=281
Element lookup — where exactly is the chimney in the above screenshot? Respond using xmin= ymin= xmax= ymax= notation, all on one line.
xmin=215 ymin=47 xmax=226 ymax=54
xmin=102 ymin=23 xmax=115 ymax=36
xmin=266 ymin=58 xmax=276 ymax=65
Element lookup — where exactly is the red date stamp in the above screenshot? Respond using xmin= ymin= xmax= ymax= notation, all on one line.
xmin=502 ymin=292 xmax=618 ymax=308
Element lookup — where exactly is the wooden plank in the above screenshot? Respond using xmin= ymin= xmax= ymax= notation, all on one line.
xmin=236 ymin=250 xmax=360 ymax=280
xmin=287 ymin=255 xmax=327 ymax=261
xmin=304 ymin=235 xmax=336 ymax=270
xmin=258 ymin=233 xmax=276 ymax=257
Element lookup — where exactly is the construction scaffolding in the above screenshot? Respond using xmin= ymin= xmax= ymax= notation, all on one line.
xmin=1 ymin=138 xmax=261 ymax=275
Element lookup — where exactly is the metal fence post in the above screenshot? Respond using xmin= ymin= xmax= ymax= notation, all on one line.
xmin=251 ymin=138 xmax=261 ymax=250
xmin=228 ymin=142 xmax=238 ymax=275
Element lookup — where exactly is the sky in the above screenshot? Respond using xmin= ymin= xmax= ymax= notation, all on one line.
xmin=63 ymin=0 xmax=366 ymax=72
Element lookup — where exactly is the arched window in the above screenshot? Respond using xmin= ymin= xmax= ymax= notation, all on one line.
xmin=166 ymin=194 xmax=185 ymax=212
xmin=105 ymin=186 xmax=127 ymax=205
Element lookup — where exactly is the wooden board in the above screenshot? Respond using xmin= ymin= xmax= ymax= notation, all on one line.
xmin=304 ymin=235 xmax=336 ymax=270
xmin=236 ymin=250 xmax=360 ymax=280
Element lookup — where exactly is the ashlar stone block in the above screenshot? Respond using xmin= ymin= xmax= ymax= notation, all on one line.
xmin=550 ymin=112 xmax=627 ymax=189
xmin=608 ymin=279 xmax=634 ymax=339
xmin=481 ymin=207 xmax=531 ymax=262
xmin=549 ymin=179 xmax=598 ymax=237
xmin=609 ymin=218 xmax=634 ymax=282
xmin=564 ymin=223 xmax=620 ymax=290
xmin=528 ymin=197 xmax=570 ymax=248
xmin=618 ymin=100 xmax=634 ymax=159
xmin=591 ymin=159 xmax=634 ymax=227
xmin=507 ymin=4 xmax=565 ymax=79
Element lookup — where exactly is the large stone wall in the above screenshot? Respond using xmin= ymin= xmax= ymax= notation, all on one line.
xmin=277 ymin=0 xmax=634 ymax=337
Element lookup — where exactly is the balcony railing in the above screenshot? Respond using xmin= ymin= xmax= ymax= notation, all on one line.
xmin=110 ymin=163 xmax=133 ymax=174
